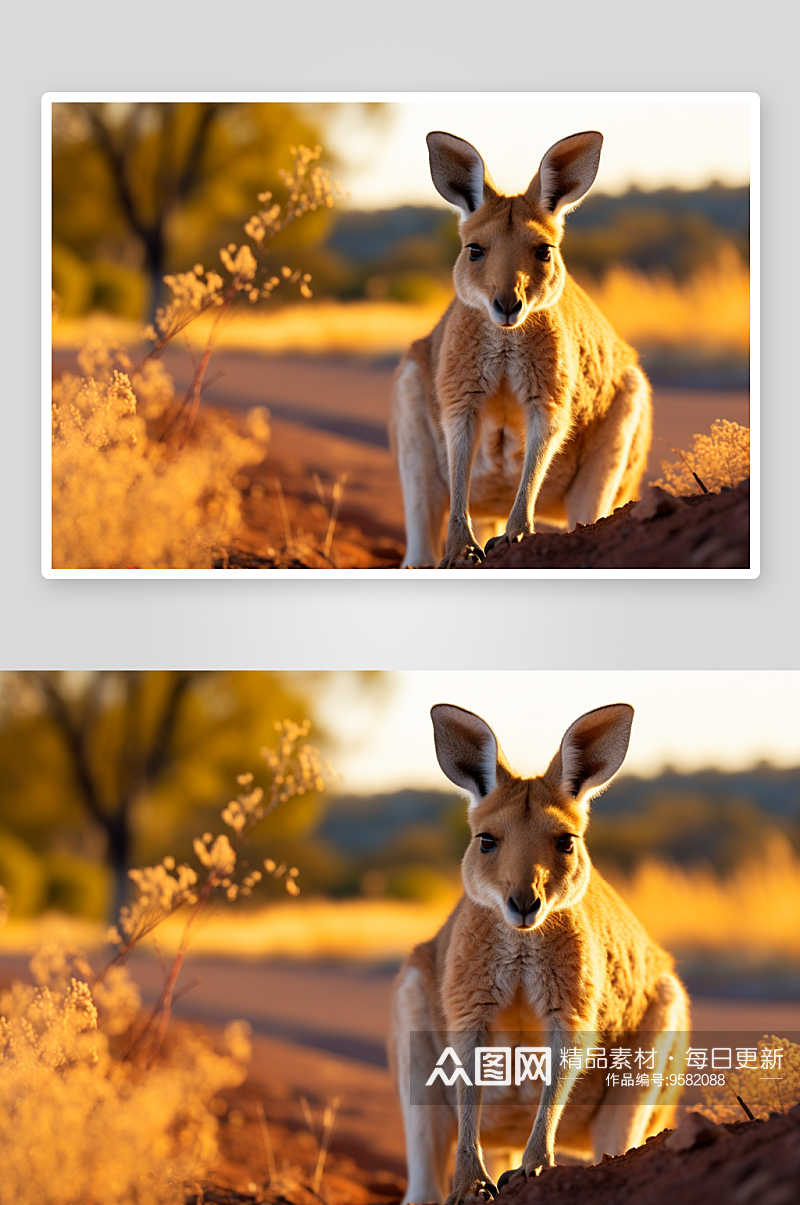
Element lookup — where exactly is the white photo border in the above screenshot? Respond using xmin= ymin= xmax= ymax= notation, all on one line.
xmin=42 ymin=91 xmax=760 ymax=581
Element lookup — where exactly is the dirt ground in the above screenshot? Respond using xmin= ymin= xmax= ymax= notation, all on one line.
xmin=176 ymin=351 xmax=750 ymax=572
xmin=197 ymin=1028 xmax=406 ymax=1204
xmin=492 ymin=1110 xmax=800 ymax=1205
xmin=1 ymin=951 xmax=796 ymax=1204
xmin=203 ymin=1036 xmax=800 ymax=1205
xmin=472 ymin=480 xmax=750 ymax=570
xmin=52 ymin=349 xmax=750 ymax=571
xmin=203 ymin=1032 xmax=800 ymax=1205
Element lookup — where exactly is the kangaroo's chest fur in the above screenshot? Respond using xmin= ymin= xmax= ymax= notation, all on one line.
xmin=409 ymin=281 xmax=639 ymax=522
xmin=413 ymin=874 xmax=672 ymax=1042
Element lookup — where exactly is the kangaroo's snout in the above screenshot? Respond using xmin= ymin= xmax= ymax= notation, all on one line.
xmin=492 ymin=293 xmax=524 ymax=326
xmin=506 ymin=892 xmax=542 ymax=928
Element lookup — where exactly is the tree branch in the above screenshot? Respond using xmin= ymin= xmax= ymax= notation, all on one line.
xmin=82 ymin=104 xmax=153 ymax=247
xmin=175 ymin=102 xmax=222 ymax=203
xmin=32 ymin=672 xmax=109 ymax=832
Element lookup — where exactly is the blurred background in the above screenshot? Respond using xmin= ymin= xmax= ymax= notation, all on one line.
xmin=51 ymin=98 xmax=750 ymax=387
xmin=49 ymin=100 xmax=752 ymax=568
xmin=0 ymin=670 xmax=796 ymax=999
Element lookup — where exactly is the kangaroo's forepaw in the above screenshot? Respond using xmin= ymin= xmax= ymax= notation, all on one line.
xmin=444 ymin=1177 xmax=498 ymax=1205
xmin=484 ymin=531 xmax=526 ymax=555
xmin=496 ymin=1167 xmax=526 ymax=1192
xmin=438 ymin=544 xmax=485 ymax=569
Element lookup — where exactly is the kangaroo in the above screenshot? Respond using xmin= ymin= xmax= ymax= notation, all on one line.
xmin=389 ymin=703 xmax=689 ymax=1205
xmin=389 ymin=131 xmax=652 ymax=568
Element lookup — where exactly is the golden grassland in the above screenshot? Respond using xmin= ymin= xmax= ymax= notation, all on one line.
xmin=2 ymin=838 xmax=796 ymax=965
xmin=605 ymin=835 xmax=800 ymax=960
xmin=577 ymin=246 xmax=750 ymax=357
xmin=52 ymin=253 xmax=749 ymax=360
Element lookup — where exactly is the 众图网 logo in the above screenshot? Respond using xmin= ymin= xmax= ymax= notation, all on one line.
xmin=425 ymin=1046 xmax=552 ymax=1087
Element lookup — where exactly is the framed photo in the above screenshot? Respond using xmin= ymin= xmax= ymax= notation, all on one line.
xmin=44 ymin=92 xmax=757 ymax=578
xmin=0 ymin=669 xmax=796 ymax=1200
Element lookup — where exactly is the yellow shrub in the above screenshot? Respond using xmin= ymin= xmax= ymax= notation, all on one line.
xmin=700 ymin=1035 xmax=800 ymax=1122
xmin=52 ymin=338 xmax=270 ymax=569
xmin=650 ymin=419 xmax=750 ymax=495
xmin=0 ymin=939 xmax=249 ymax=1205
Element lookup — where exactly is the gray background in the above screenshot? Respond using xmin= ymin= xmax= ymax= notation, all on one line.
xmin=2 ymin=1 xmax=793 ymax=669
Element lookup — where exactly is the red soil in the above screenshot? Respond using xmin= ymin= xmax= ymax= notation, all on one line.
xmin=492 ymin=1109 xmax=800 ymax=1205
xmin=470 ymin=480 xmax=750 ymax=571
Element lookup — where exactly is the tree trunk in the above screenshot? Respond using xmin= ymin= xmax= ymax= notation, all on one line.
xmin=141 ymin=225 xmax=167 ymax=327
xmin=106 ymin=811 xmax=132 ymax=928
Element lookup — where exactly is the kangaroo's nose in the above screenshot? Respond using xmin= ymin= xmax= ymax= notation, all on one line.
xmin=492 ymin=295 xmax=523 ymax=323
xmin=507 ymin=894 xmax=541 ymax=926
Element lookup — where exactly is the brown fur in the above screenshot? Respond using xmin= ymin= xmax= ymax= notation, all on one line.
xmin=390 ymin=131 xmax=652 ymax=568
xmin=389 ymin=704 xmax=689 ymax=1205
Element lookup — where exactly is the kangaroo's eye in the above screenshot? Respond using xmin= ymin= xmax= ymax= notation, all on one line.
xmin=478 ymin=834 xmax=497 ymax=853
xmin=535 ymin=245 xmax=552 ymax=262
xmin=556 ymin=834 xmax=575 ymax=854
xmin=467 ymin=245 xmax=484 ymax=261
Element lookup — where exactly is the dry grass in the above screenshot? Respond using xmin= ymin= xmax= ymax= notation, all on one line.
xmin=650 ymin=418 xmax=750 ymax=495
xmin=0 ymin=725 xmax=331 ymax=1205
xmin=4 ymin=840 xmax=798 ymax=967
xmin=52 ymin=297 xmax=450 ymax=359
xmin=0 ymin=929 xmax=251 ymax=1205
xmin=579 ymin=244 xmax=749 ymax=357
xmin=700 ymin=1034 xmax=800 ymax=1122
xmin=52 ymin=337 xmax=272 ymax=569
xmin=53 ymin=251 xmax=747 ymax=360
xmin=0 ymin=897 xmax=457 ymax=963
xmin=607 ymin=835 xmax=800 ymax=961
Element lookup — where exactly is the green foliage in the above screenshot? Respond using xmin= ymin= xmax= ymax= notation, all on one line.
xmin=383 ymin=864 xmax=456 ymax=903
xmin=0 ymin=830 xmax=47 ymax=916
xmin=52 ymin=102 xmax=343 ymax=316
xmin=0 ymin=673 xmax=327 ymax=909
xmin=51 ymin=244 xmax=147 ymax=319
xmin=90 ymin=260 xmax=148 ymax=318
xmin=302 ymin=770 xmax=799 ymax=901
xmin=562 ymin=184 xmax=750 ymax=280
xmin=587 ymin=791 xmax=790 ymax=876
xmin=42 ymin=852 xmax=110 ymax=919
xmin=51 ymin=242 xmax=93 ymax=318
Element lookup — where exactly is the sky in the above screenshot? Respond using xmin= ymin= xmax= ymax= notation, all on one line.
xmin=315 ymin=671 xmax=800 ymax=795
xmin=323 ymin=96 xmax=753 ymax=210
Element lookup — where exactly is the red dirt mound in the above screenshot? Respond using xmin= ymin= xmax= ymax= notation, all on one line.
xmin=471 ymin=480 xmax=750 ymax=571
xmin=492 ymin=1108 xmax=799 ymax=1205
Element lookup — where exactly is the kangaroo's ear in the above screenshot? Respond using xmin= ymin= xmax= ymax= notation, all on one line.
xmin=431 ymin=704 xmax=512 ymax=807
xmin=546 ymin=703 xmax=633 ymax=807
xmin=526 ymin=130 xmax=603 ymax=220
xmin=427 ymin=132 xmax=499 ymax=219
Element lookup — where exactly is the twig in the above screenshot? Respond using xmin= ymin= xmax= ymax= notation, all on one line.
xmin=324 ymin=473 xmax=348 ymax=560
xmin=274 ymin=478 xmax=293 ymax=549
xmin=299 ymin=1095 xmax=317 ymax=1137
xmin=736 ymin=1094 xmax=755 ymax=1120
xmin=171 ymin=975 xmax=202 ymax=1004
xmin=151 ymin=933 xmax=168 ymax=983
xmin=313 ymin=1097 xmax=341 ymax=1197
xmin=312 ymin=472 xmax=327 ymax=509
xmin=257 ymin=1100 xmax=277 ymax=1183
xmin=183 ymin=331 xmax=198 ymax=371
xmin=655 ymin=436 xmax=709 ymax=495
xmin=672 ymin=443 xmax=709 ymax=494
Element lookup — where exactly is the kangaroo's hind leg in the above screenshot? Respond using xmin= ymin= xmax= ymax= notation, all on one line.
xmin=589 ymin=972 xmax=690 ymax=1159
xmin=391 ymin=357 xmax=449 ymax=568
xmin=566 ymin=365 xmax=652 ymax=529
xmin=390 ymin=963 xmax=457 ymax=1204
